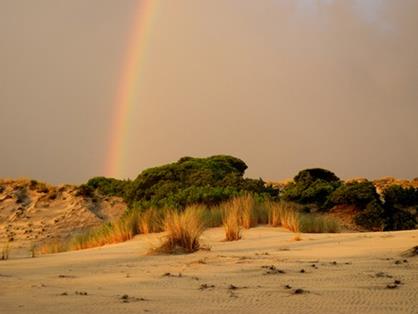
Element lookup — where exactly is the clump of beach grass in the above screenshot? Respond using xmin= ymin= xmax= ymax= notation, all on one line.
xmin=155 ymin=206 xmax=206 ymax=254
xmin=138 ymin=207 xmax=163 ymax=234
xmin=222 ymin=202 xmax=242 ymax=241
xmin=68 ymin=210 xmax=140 ymax=250
xmin=238 ymin=194 xmax=257 ymax=229
xmin=299 ymin=214 xmax=340 ymax=233
xmin=267 ymin=201 xmax=301 ymax=231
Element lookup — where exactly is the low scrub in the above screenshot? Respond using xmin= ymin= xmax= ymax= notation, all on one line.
xmin=155 ymin=206 xmax=205 ymax=254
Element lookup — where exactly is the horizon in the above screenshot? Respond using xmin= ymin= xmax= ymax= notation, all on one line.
xmin=1 ymin=0 xmax=417 ymax=184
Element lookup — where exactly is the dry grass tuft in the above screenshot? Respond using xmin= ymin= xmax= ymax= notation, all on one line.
xmin=267 ymin=201 xmax=301 ymax=231
xmin=155 ymin=206 xmax=205 ymax=254
xmin=237 ymin=194 xmax=257 ymax=229
xmin=138 ymin=208 xmax=163 ymax=234
xmin=299 ymin=214 xmax=340 ymax=233
xmin=222 ymin=203 xmax=242 ymax=241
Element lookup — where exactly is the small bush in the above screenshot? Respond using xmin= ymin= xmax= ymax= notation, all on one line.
xmin=156 ymin=207 xmax=205 ymax=254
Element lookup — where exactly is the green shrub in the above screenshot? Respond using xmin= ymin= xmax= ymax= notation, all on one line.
xmin=329 ymin=181 xmax=380 ymax=209
xmin=126 ymin=155 xmax=278 ymax=209
xmin=354 ymin=200 xmax=385 ymax=231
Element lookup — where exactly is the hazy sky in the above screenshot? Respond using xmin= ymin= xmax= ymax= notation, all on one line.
xmin=1 ymin=0 xmax=417 ymax=184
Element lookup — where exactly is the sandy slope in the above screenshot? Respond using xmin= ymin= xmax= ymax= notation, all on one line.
xmin=0 ymin=179 xmax=126 ymax=255
xmin=1 ymin=227 xmax=417 ymax=314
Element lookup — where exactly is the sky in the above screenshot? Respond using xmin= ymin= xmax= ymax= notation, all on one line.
xmin=0 ymin=0 xmax=417 ymax=184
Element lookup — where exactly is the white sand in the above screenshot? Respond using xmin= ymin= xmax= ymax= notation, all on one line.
xmin=1 ymin=227 xmax=417 ymax=314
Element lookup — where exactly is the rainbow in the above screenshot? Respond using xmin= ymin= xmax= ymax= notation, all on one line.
xmin=106 ymin=0 xmax=159 ymax=178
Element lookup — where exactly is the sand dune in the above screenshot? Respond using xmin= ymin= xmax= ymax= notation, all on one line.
xmin=1 ymin=227 xmax=417 ymax=314
xmin=0 ymin=179 xmax=126 ymax=256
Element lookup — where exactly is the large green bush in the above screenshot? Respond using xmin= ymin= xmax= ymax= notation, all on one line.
xmin=126 ymin=155 xmax=278 ymax=209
